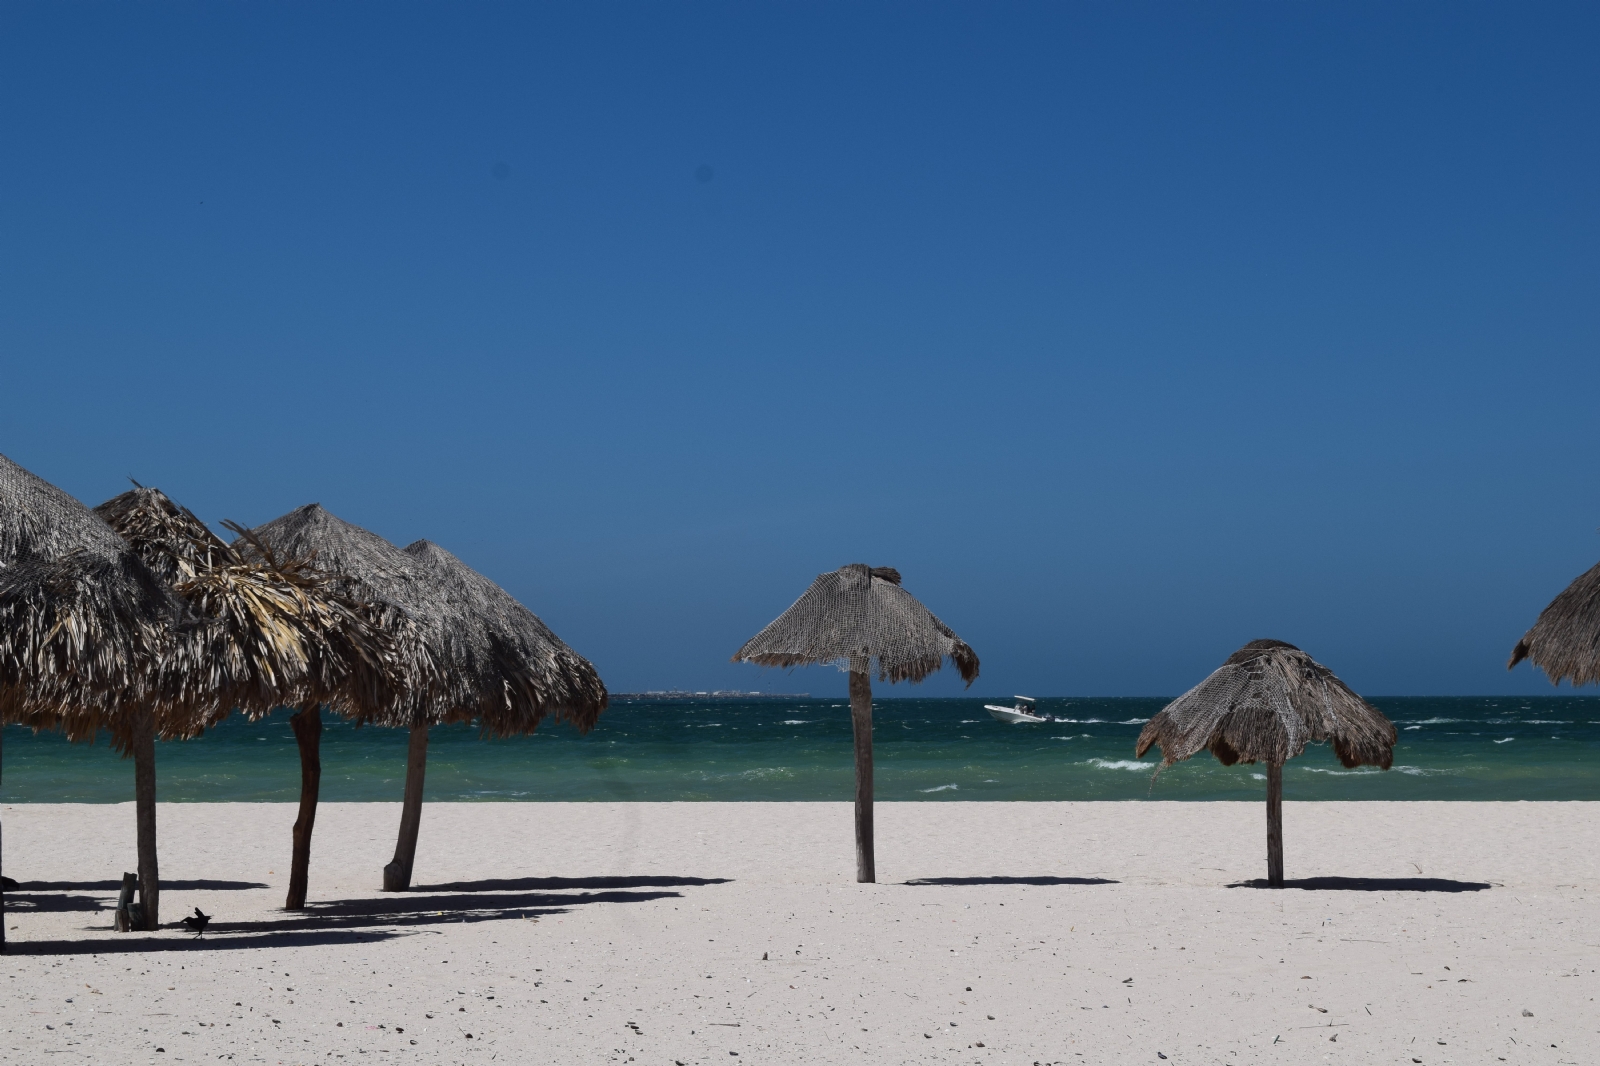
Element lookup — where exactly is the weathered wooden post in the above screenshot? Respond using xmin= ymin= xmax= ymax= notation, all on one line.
xmin=113 ymin=871 xmax=140 ymax=932
xmin=1266 ymin=760 xmax=1284 ymax=888
xmin=286 ymin=705 xmax=323 ymax=909
xmin=132 ymin=713 xmax=160 ymax=929
xmin=848 ymin=665 xmax=875 ymax=883
xmin=383 ymin=723 xmax=430 ymax=891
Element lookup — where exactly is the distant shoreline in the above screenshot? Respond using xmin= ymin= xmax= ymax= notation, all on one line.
xmin=610 ymin=690 xmax=811 ymax=699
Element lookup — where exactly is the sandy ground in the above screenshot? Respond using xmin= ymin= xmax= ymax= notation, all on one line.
xmin=1 ymin=801 xmax=1596 ymax=1066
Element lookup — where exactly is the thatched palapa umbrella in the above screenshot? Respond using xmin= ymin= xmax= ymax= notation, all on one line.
xmin=245 ymin=505 xmax=607 ymax=892
xmin=1135 ymin=639 xmax=1396 ymax=887
xmin=1508 ymin=559 xmax=1600 ymax=688
xmin=0 ymin=455 xmax=193 ymax=937
xmin=733 ymin=564 xmax=979 ymax=883
xmin=389 ymin=538 xmax=607 ymax=886
xmin=95 ymin=486 xmax=416 ymax=910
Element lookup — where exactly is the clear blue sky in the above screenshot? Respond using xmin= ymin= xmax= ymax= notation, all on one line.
xmin=3 ymin=4 xmax=1597 ymax=697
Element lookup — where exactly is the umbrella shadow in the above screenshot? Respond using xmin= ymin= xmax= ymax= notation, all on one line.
xmin=7 ymin=928 xmax=404 ymax=956
xmin=233 ymin=888 xmax=683 ymax=932
xmin=411 ymin=875 xmax=731 ymax=893
xmin=4 ymin=891 xmax=107 ymax=913
xmin=17 ymin=879 xmax=269 ymax=891
xmin=904 ymin=876 xmax=1120 ymax=887
xmin=6 ymin=885 xmax=692 ymax=954
xmin=1227 ymin=877 xmax=1492 ymax=893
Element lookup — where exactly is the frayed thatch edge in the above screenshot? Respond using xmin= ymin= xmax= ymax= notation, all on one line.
xmin=1507 ymin=558 xmax=1600 ymax=688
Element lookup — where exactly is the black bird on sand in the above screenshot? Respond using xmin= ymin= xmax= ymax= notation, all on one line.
xmin=179 ymin=907 xmax=211 ymax=936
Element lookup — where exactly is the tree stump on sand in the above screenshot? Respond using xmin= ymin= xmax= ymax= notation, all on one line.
xmin=114 ymin=871 xmax=141 ymax=932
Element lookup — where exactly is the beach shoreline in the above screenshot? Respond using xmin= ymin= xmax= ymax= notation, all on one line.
xmin=4 ymin=801 xmax=1596 ymax=1063
xmin=8 ymin=694 xmax=1598 ymax=804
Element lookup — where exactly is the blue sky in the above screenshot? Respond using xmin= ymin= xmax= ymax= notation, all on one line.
xmin=3 ymin=3 xmax=1597 ymax=697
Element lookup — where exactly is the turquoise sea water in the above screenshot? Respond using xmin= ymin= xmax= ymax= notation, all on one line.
xmin=3 ymin=696 xmax=1597 ymax=803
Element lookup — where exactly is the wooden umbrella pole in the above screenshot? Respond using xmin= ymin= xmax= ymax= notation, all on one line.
xmin=132 ymin=711 xmax=161 ymax=929
xmin=285 ymin=705 xmax=323 ymax=909
xmin=383 ymin=723 xmax=429 ymax=891
xmin=849 ymin=669 xmax=875 ymax=883
xmin=1266 ymin=760 xmax=1284 ymax=888
xmin=1 ymin=724 xmax=6 ymax=952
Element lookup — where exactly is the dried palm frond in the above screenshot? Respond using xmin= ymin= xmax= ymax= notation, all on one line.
xmin=93 ymin=487 xmax=417 ymax=734
xmin=0 ymin=455 xmax=189 ymax=749
xmin=1508 ymin=559 xmax=1600 ymax=688
xmin=733 ymin=563 xmax=979 ymax=685
xmin=0 ymin=550 xmax=176 ymax=747
xmin=1136 ymin=639 xmax=1395 ymax=770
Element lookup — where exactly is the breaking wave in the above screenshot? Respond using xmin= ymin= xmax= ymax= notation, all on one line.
xmin=1085 ymin=759 xmax=1156 ymax=772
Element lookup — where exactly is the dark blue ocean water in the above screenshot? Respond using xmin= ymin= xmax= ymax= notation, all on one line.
xmin=3 ymin=696 xmax=1597 ymax=802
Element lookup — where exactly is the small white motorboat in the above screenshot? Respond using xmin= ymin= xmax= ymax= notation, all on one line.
xmin=985 ymin=696 xmax=1048 ymax=724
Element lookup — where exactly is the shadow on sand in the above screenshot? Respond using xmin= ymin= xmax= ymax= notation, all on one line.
xmin=5 ymin=891 xmax=108 ymax=913
xmin=411 ymin=875 xmax=731 ymax=893
xmin=1227 ymin=876 xmax=1492 ymax=892
xmin=18 ymin=879 xmax=269 ymax=892
xmin=7 ymin=928 xmax=406 ymax=955
xmin=229 ymin=887 xmax=685 ymax=934
xmin=904 ymin=876 xmax=1120 ymax=887
xmin=6 ymin=875 xmax=724 ymax=954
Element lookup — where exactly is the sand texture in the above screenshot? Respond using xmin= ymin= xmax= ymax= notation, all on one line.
xmin=2 ymin=801 xmax=1597 ymax=1064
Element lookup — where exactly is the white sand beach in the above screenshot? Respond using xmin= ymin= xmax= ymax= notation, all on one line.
xmin=3 ymin=801 xmax=1596 ymax=1065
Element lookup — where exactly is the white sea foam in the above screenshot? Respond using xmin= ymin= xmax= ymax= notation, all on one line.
xmin=1522 ymin=720 xmax=1571 ymax=725
xmin=1401 ymin=717 xmax=1462 ymax=725
xmin=1118 ymin=719 xmax=1149 ymax=725
xmin=1404 ymin=725 xmax=1422 ymax=730
xmin=1250 ymin=773 xmax=1266 ymax=781
xmin=1085 ymin=759 xmax=1155 ymax=772
xmin=781 ymin=720 xmax=812 ymax=725
xmin=920 ymin=784 xmax=959 ymax=793
xmin=1307 ymin=764 xmax=1455 ymax=777
xmin=1494 ymin=737 xmax=1514 ymax=744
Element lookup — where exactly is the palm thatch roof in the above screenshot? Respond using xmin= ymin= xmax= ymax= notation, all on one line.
xmin=401 ymin=539 xmax=607 ymax=734
xmin=1136 ymin=639 xmax=1395 ymax=770
xmin=1508 ymin=560 xmax=1600 ymax=687
xmin=733 ymin=564 xmax=979 ymax=685
xmin=94 ymin=486 xmax=413 ymax=733
xmin=243 ymin=504 xmax=605 ymax=734
xmin=0 ymin=454 xmax=188 ymax=747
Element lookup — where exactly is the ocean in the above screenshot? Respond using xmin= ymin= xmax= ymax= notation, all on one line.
xmin=3 ymin=696 xmax=1597 ymax=803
